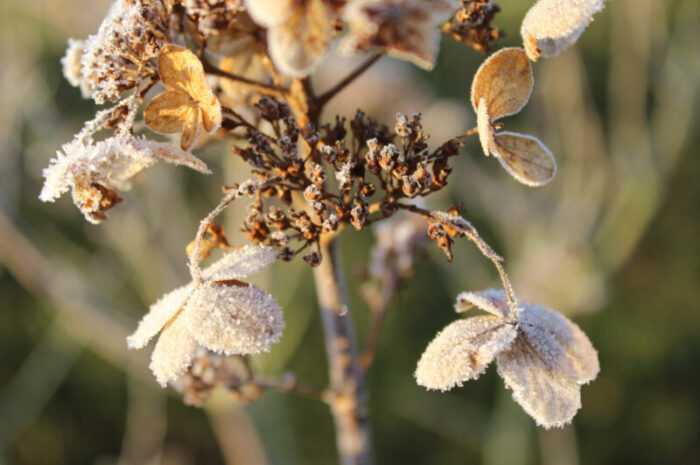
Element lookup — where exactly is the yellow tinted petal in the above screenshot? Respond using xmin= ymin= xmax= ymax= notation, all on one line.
xmin=492 ymin=132 xmax=556 ymax=186
xmin=180 ymin=107 xmax=201 ymax=151
xmin=476 ymin=98 xmax=496 ymax=156
xmin=187 ymin=67 xmax=221 ymax=133
xmin=470 ymin=47 xmax=533 ymax=121
xmin=144 ymin=91 xmax=194 ymax=135
xmin=158 ymin=44 xmax=205 ymax=93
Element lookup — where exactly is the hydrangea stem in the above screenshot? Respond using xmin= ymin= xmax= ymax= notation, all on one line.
xmin=314 ymin=238 xmax=373 ymax=465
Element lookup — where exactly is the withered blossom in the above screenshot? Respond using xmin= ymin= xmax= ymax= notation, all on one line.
xmin=244 ymin=0 xmax=337 ymax=77
xmin=144 ymin=45 xmax=223 ymax=151
xmin=415 ymin=289 xmax=599 ymax=428
xmin=471 ymin=47 xmax=557 ymax=186
xmin=521 ymin=0 xmax=607 ymax=62
xmin=341 ymin=0 xmax=459 ymax=70
xmin=127 ymin=245 xmax=284 ymax=386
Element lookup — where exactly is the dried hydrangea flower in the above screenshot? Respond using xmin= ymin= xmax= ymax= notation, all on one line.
xmin=244 ymin=0 xmax=336 ymax=77
xmin=340 ymin=0 xmax=458 ymax=70
xmin=39 ymin=134 xmax=210 ymax=223
xmin=127 ymin=245 xmax=284 ymax=386
xmin=470 ymin=47 xmax=556 ymax=186
xmin=521 ymin=0 xmax=607 ymax=62
xmin=416 ymin=289 xmax=599 ymax=428
xmin=144 ymin=45 xmax=223 ymax=151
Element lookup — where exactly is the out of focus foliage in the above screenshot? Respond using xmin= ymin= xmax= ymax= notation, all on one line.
xmin=1 ymin=0 xmax=699 ymax=464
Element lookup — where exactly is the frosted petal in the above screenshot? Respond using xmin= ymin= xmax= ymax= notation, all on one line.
xmin=149 ymin=311 xmax=198 ymax=387
xmin=492 ymin=131 xmax=557 ymax=186
xmin=415 ymin=316 xmax=517 ymax=391
xmin=455 ymin=288 xmax=511 ymax=320
xmin=202 ymin=245 xmax=278 ymax=281
xmin=127 ymin=283 xmax=194 ymax=349
xmin=184 ymin=282 xmax=284 ymax=355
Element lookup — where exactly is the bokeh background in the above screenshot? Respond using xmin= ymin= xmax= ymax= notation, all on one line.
xmin=1 ymin=0 xmax=699 ymax=464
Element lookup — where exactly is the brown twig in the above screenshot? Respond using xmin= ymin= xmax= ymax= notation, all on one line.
xmin=316 ymin=54 xmax=383 ymax=107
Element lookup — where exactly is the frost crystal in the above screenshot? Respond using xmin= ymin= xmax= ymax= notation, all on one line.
xmin=416 ymin=289 xmax=599 ymax=428
xmin=39 ymin=134 xmax=210 ymax=224
xmin=127 ymin=245 xmax=284 ymax=387
xmin=521 ymin=0 xmax=607 ymax=62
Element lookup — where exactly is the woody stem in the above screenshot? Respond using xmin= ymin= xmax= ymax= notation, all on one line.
xmin=314 ymin=238 xmax=374 ymax=465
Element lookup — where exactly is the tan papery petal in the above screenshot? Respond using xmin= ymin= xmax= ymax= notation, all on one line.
xmin=492 ymin=131 xmax=556 ymax=186
xmin=157 ymin=44 xmax=205 ymax=95
xmin=144 ymin=91 xmax=194 ymax=135
xmin=187 ymin=66 xmax=221 ymax=133
xmin=180 ymin=107 xmax=202 ymax=151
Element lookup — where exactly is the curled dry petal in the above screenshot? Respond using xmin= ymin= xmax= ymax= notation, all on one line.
xmin=455 ymin=288 xmax=511 ymax=320
xmin=202 ymin=245 xmax=279 ymax=281
xmin=415 ymin=316 xmax=517 ymax=391
xmin=150 ymin=309 xmax=199 ymax=386
xmin=127 ymin=283 xmax=194 ymax=349
xmin=521 ymin=0 xmax=607 ymax=62
xmin=184 ymin=282 xmax=285 ymax=355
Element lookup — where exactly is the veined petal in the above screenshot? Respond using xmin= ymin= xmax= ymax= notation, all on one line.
xmin=470 ymin=47 xmax=533 ymax=121
xmin=180 ymin=106 xmax=202 ymax=151
xmin=202 ymin=245 xmax=278 ymax=281
xmin=187 ymin=66 xmax=221 ymax=133
xmin=184 ymin=282 xmax=284 ymax=355
xmin=144 ymin=91 xmax=195 ymax=135
xmin=149 ymin=312 xmax=198 ymax=387
xmin=267 ymin=0 xmax=333 ymax=77
xmin=415 ymin=316 xmax=517 ymax=391
xmin=127 ymin=283 xmax=194 ymax=349
xmin=492 ymin=131 xmax=557 ymax=186
xmin=157 ymin=45 xmax=205 ymax=94
xmin=455 ymin=288 xmax=511 ymax=320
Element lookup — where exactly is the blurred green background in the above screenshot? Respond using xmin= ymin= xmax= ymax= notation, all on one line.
xmin=1 ymin=0 xmax=699 ymax=464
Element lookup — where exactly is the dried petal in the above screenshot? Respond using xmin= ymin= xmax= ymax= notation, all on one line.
xmin=184 ymin=282 xmax=284 ymax=354
xmin=144 ymin=91 xmax=196 ymax=135
xmin=492 ymin=132 xmax=556 ymax=186
xmin=150 ymin=310 xmax=199 ymax=386
xmin=202 ymin=245 xmax=279 ymax=281
xmin=521 ymin=0 xmax=607 ymax=62
xmin=157 ymin=44 xmax=206 ymax=95
xmin=127 ymin=283 xmax=194 ymax=349
xmin=415 ymin=316 xmax=517 ymax=391
xmin=245 ymin=0 xmax=294 ymax=27
xmin=455 ymin=288 xmax=511 ymax=320
xmin=180 ymin=105 xmax=202 ymax=151
xmin=471 ymin=47 xmax=533 ymax=121
xmin=185 ymin=66 xmax=222 ymax=133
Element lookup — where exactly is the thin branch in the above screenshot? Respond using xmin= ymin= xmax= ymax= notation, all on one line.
xmin=201 ymin=56 xmax=287 ymax=97
xmin=316 ymin=54 xmax=383 ymax=106
xmin=252 ymin=375 xmax=330 ymax=401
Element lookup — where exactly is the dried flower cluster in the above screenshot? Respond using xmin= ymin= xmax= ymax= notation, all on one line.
xmin=43 ymin=0 xmax=609 ymax=448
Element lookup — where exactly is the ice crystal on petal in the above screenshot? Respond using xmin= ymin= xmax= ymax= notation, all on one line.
xmin=202 ymin=245 xmax=279 ymax=281
xmin=521 ymin=0 xmax=607 ymax=62
xmin=341 ymin=0 xmax=459 ymax=70
xmin=127 ymin=283 xmax=194 ymax=350
xmin=184 ymin=282 xmax=284 ymax=355
xmin=415 ymin=316 xmax=517 ymax=391
xmin=127 ymin=244 xmax=282 ymax=387
xmin=416 ymin=289 xmax=599 ymax=428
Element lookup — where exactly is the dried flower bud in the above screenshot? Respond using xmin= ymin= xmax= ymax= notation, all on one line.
xmin=402 ymin=175 xmax=421 ymax=198
xmin=320 ymin=144 xmax=338 ymax=163
xmin=303 ymin=250 xmax=322 ymax=267
xmin=309 ymin=162 xmax=327 ymax=185
xmin=323 ymin=214 xmax=340 ymax=233
xmin=304 ymin=184 xmax=322 ymax=201
xmin=351 ymin=199 xmax=369 ymax=231
xmin=395 ymin=112 xmax=412 ymax=137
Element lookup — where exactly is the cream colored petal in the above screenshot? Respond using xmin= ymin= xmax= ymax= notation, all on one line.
xmin=184 ymin=282 xmax=284 ymax=355
xmin=202 ymin=245 xmax=278 ymax=281
xmin=470 ymin=47 xmax=533 ymax=120
xmin=245 ymin=0 xmax=294 ymax=27
xmin=476 ymin=98 xmax=495 ymax=157
xmin=455 ymin=289 xmax=511 ymax=320
xmin=492 ymin=131 xmax=557 ymax=186
xmin=521 ymin=0 xmax=606 ymax=61
xmin=144 ymin=91 xmax=194 ymax=135
xmin=157 ymin=44 xmax=205 ymax=93
xmin=149 ymin=311 xmax=198 ymax=387
xmin=496 ymin=334 xmax=582 ymax=429
xmin=187 ymin=67 xmax=221 ymax=133
xmin=267 ymin=0 xmax=333 ymax=77
xmin=415 ymin=316 xmax=517 ymax=391
xmin=127 ymin=283 xmax=194 ymax=349
xmin=180 ymin=107 xmax=201 ymax=151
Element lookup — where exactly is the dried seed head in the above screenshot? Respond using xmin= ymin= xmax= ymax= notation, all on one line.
xmin=303 ymin=250 xmax=323 ymax=267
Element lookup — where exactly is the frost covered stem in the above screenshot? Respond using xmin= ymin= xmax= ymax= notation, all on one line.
xmin=314 ymin=238 xmax=373 ymax=465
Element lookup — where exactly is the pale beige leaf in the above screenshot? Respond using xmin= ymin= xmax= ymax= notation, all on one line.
xmin=415 ymin=316 xmax=517 ymax=391
xmin=184 ymin=282 xmax=284 ymax=355
xmin=202 ymin=245 xmax=278 ymax=281
xmin=492 ymin=131 xmax=557 ymax=186
xmin=267 ymin=0 xmax=333 ymax=77
xmin=144 ymin=91 xmax=195 ymax=135
xmin=127 ymin=283 xmax=194 ymax=349
xmin=157 ymin=44 xmax=205 ymax=95
xmin=150 ymin=312 xmax=198 ymax=387
xmin=470 ymin=47 xmax=533 ymax=120
xmin=455 ymin=288 xmax=511 ymax=320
